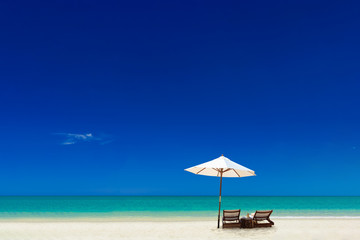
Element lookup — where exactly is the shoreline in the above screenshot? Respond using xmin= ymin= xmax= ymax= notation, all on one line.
xmin=1 ymin=216 xmax=360 ymax=222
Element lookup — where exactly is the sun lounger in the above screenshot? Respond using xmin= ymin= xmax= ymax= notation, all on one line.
xmin=222 ymin=209 xmax=241 ymax=228
xmin=252 ymin=210 xmax=274 ymax=227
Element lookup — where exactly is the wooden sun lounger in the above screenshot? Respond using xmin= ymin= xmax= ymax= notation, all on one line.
xmin=222 ymin=209 xmax=241 ymax=228
xmin=252 ymin=210 xmax=274 ymax=227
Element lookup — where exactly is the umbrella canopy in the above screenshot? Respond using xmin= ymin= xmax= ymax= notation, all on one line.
xmin=185 ymin=155 xmax=256 ymax=228
xmin=185 ymin=155 xmax=255 ymax=177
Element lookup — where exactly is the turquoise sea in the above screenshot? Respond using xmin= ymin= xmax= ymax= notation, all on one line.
xmin=0 ymin=196 xmax=360 ymax=219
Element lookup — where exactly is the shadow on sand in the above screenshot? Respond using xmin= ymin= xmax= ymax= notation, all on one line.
xmin=212 ymin=226 xmax=278 ymax=239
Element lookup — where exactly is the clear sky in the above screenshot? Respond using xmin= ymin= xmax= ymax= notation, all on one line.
xmin=0 ymin=0 xmax=359 ymax=196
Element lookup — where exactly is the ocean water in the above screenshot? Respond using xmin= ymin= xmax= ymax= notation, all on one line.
xmin=0 ymin=196 xmax=359 ymax=219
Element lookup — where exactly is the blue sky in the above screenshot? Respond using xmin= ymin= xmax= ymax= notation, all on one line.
xmin=0 ymin=0 xmax=359 ymax=196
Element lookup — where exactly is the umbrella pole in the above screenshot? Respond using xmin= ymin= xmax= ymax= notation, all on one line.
xmin=217 ymin=170 xmax=223 ymax=228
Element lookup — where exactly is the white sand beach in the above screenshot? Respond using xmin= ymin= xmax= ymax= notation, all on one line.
xmin=0 ymin=219 xmax=359 ymax=240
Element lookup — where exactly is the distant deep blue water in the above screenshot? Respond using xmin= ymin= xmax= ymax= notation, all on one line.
xmin=0 ymin=196 xmax=359 ymax=219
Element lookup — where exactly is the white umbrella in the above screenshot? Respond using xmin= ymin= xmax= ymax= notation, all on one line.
xmin=185 ymin=154 xmax=256 ymax=228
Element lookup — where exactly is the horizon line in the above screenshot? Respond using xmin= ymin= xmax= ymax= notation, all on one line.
xmin=0 ymin=195 xmax=359 ymax=197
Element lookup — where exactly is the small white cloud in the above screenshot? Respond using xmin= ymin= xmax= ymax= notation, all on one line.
xmin=54 ymin=133 xmax=110 ymax=145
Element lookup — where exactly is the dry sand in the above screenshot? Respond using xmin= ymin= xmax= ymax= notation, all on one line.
xmin=0 ymin=219 xmax=359 ymax=240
